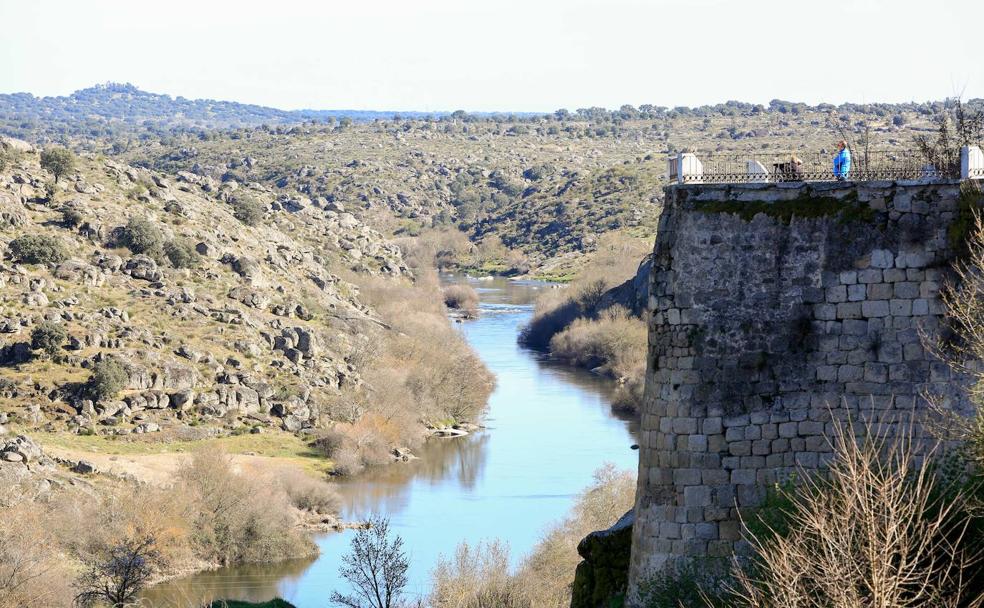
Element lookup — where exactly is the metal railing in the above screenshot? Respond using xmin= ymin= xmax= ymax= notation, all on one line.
xmin=671 ymin=149 xmax=955 ymax=184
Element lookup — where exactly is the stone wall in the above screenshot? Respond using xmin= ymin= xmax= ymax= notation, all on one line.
xmin=627 ymin=179 xmax=978 ymax=600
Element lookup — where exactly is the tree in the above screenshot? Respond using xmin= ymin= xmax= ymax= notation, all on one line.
xmin=87 ymin=358 xmax=128 ymax=402
xmin=73 ymin=536 xmax=160 ymax=608
xmin=30 ymin=321 xmax=67 ymax=358
xmin=40 ymin=147 xmax=75 ymax=182
xmin=231 ymin=195 xmax=264 ymax=226
xmin=331 ymin=516 xmax=410 ymax=608
xmin=121 ymin=217 xmax=164 ymax=255
xmin=7 ymin=234 xmax=68 ymax=265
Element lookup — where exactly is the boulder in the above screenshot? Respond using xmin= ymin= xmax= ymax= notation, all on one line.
xmin=571 ymin=510 xmax=634 ymax=608
xmin=124 ymin=255 xmax=163 ymax=282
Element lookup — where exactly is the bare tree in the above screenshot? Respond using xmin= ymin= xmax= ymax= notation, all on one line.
xmin=74 ymin=535 xmax=161 ymax=608
xmin=722 ymin=418 xmax=982 ymax=608
xmin=931 ymin=203 xmax=984 ymax=463
xmin=916 ymin=98 xmax=984 ymax=175
xmin=331 ymin=516 xmax=410 ymax=608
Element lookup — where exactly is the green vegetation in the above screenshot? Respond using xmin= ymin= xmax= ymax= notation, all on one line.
xmin=164 ymin=238 xmax=200 ymax=268
xmin=39 ymin=146 xmax=75 ymax=182
xmin=692 ymin=192 xmax=871 ymax=224
xmin=231 ymin=194 xmax=265 ymax=226
xmin=30 ymin=322 xmax=67 ymax=358
xmin=7 ymin=234 xmax=68 ymax=264
xmin=85 ymin=357 xmax=128 ymax=402
xmin=121 ymin=216 xmax=165 ymax=255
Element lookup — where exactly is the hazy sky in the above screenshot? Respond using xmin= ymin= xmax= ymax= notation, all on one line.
xmin=1 ymin=0 xmax=982 ymax=112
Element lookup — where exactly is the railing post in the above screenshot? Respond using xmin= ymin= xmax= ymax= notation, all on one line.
xmin=747 ymin=160 xmax=770 ymax=183
xmin=961 ymin=145 xmax=984 ymax=180
xmin=678 ymin=153 xmax=703 ymax=184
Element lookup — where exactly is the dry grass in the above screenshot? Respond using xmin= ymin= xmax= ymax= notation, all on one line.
xmin=724 ymin=419 xmax=983 ymax=608
xmin=428 ymin=464 xmax=635 ymax=608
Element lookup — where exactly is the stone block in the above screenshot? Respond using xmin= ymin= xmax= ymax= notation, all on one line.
xmin=826 ymin=285 xmax=847 ymax=303
xmin=871 ymin=249 xmax=895 ymax=268
xmin=862 ymin=300 xmax=890 ymax=318
xmin=890 ymin=299 xmax=912 ymax=316
xmin=867 ymin=283 xmax=893 ymax=300
xmin=858 ymin=269 xmax=883 ymax=283
xmin=894 ymin=282 xmax=919 ymax=299
xmin=778 ymin=422 xmax=798 ymax=438
xmin=847 ymin=284 xmax=866 ymax=301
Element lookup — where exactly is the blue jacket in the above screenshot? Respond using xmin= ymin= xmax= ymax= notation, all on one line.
xmin=833 ymin=148 xmax=851 ymax=179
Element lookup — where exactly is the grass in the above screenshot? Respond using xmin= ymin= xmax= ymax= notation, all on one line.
xmin=28 ymin=429 xmax=333 ymax=475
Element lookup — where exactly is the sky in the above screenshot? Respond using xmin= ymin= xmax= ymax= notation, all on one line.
xmin=1 ymin=0 xmax=982 ymax=113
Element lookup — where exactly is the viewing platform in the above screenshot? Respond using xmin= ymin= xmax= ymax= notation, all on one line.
xmin=667 ymin=145 xmax=984 ymax=185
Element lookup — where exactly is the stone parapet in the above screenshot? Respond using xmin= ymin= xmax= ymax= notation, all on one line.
xmin=627 ymin=179 xmax=979 ymax=599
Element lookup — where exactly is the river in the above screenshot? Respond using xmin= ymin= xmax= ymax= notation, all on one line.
xmin=145 ymin=276 xmax=638 ymax=607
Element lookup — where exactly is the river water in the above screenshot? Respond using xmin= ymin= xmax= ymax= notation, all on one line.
xmin=146 ymin=277 xmax=638 ymax=607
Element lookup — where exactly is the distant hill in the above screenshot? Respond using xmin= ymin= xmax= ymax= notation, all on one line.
xmin=0 ymin=82 xmax=449 ymax=142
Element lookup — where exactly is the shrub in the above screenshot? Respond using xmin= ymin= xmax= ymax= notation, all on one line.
xmin=231 ymin=195 xmax=265 ymax=226
xmin=442 ymin=284 xmax=480 ymax=317
xmin=30 ymin=321 xmax=67 ymax=358
xmin=39 ymin=147 xmax=75 ymax=182
xmin=164 ymin=239 xmax=200 ymax=268
xmin=278 ymin=469 xmax=340 ymax=514
xmin=0 ymin=503 xmax=73 ymax=608
xmin=121 ymin=217 xmax=165 ymax=255
xmin=724 ymin=419 xmax=981 ymax=608
xmin=549 ymin=306 xmax=647 ymax=381
xmin=431 ymin=541 xmax=521 ymax=608
xmin=61 ymin=207 xmax=83 ymax=228
xmin=86 ymin=358 xmax=128 ymax=402
xmin=177 ymin=450 xmax=314 ymax=565
xmin=74 ymin=536 xmax=161 ymax=608
xmin=7 ymin=234 xmax=68 ymax=265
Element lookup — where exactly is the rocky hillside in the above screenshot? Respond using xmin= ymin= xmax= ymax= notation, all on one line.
xmin=0 ymin=135 xmax=420 ymax=441
xmin=120 ymin=121 xmax=664 ymax=277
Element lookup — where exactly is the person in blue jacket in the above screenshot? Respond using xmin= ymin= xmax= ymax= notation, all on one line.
xmin=833 ymin=140 xmax=851 ymax=180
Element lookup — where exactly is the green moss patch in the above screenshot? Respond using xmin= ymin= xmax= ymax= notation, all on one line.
xmin=693 ymin=193 xmax=871 ymax=224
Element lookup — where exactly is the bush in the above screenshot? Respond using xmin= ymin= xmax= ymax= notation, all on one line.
xmin=39 ymin=147 xmax=75 ymax=182
xmin=178 ymin=450 xmax=314 ymax=565
xmin=442 ymin=284 xmax=480 ymax=317
xmin=724 ymin=420 xmax=981 ymax=607
xmin=549 ymin=306 xmax=647 ymax=381
xmin=278 ymin=469 xmax=340 ymax=514
xmin=30 ymin=321 xmax=67 ymax=358
xmin=61 ymin=207 xmax=83 ymax=228
xmin=121 ymin=217 xmax=165 ymax=255
xmin=7 ymin=234 xmax=68 ymax=265
xmin=163 ymin=239 xmax=199 ymax=268
xmin=86 ymin=358 xmax=128 ymax=402
xmin=231 ymin=195 xmax=265 ymax=226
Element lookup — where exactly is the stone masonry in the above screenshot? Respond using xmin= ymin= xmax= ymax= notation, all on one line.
xmin=626 ymin=179 xmax=978 ymax=599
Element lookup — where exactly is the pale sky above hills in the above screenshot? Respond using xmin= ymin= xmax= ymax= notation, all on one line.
xmin=1 ymin=0 xmax=982 ymax=112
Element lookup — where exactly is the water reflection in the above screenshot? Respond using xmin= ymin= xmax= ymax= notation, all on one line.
xmin=145 ymin=276 xmax=638 ymax=607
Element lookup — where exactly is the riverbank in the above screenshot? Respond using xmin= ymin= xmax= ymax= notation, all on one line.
xmin=142 ymin=276 xmax=639 ymax=606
